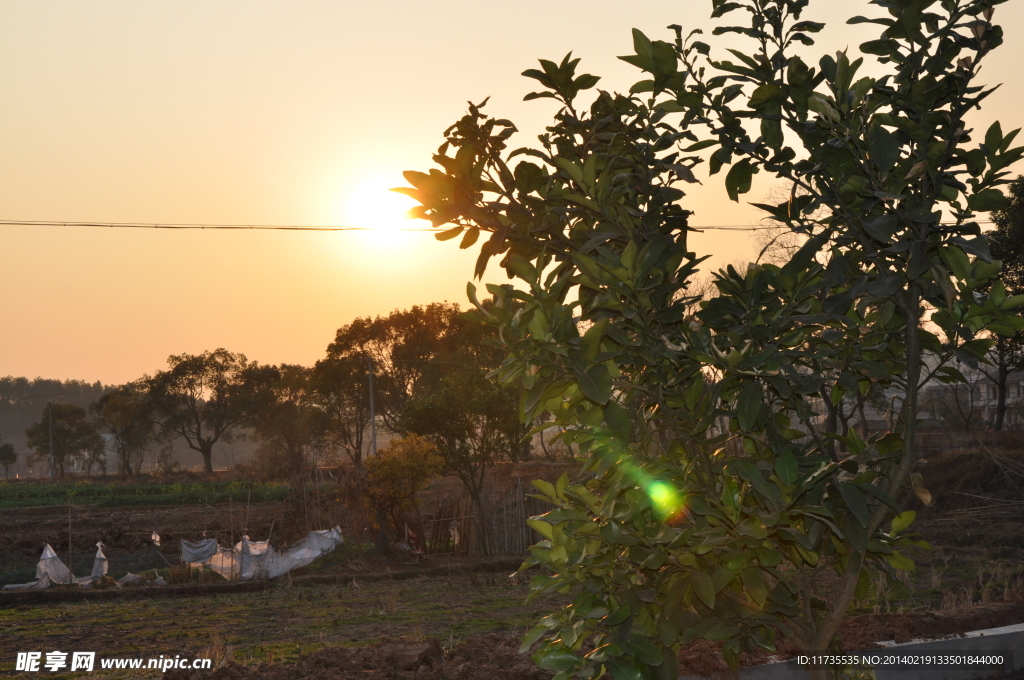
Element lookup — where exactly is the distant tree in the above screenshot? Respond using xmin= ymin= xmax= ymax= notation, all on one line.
xmin=310 ymin=358 xmax=372 ymax=466
xmin=91 ymin=382 xmax=154 ymax=476
xmin=982 ymin=176 xmax=1024 ymax=430
xmin=323 ymin=303 xmax=463 ymax=432
xmin=239 ymin=363 xmax=326 ymax=475
xmin=363 ymin=435 xmax=441 ymax=546
xmin=0 ymin=441 xmax=16 ymax=479
xmin=147 ymin=349 xmax=251 ymax=474
xmin=0 ymin=378 xmax=108 ymax=457
xmin=400 ymin=361 xmax=523 ymax=555
xmin=25 ymin=403 xmax=104 ymax=478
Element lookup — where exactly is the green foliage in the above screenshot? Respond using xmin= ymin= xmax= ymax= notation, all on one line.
xmin=404 ymin=0 xmax=1024 ymax=676
xmin=321 ymin=303 xmax=466 ymax=436
xmin=92 ymin=382 xmax=154 ymax=477
xmin=363 ymin=435 xmax=441 ymax=537
xmin=25 ymin=403 xmax=105 ymax=478
xmin=0 ymin=479 xmax=288 ymax=509
xmin=980 ymin=176 xmax=1024 ymax=428
xmin=147 ymin=349 xmax=253 ymax=474
xmin=240 ymin=363 xmax=327 ymax=475
xmin=398 ymin=312 xmax=526 ymax=553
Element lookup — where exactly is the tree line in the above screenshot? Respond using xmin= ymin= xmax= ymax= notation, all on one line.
xmin=0 ymin=303 xmax=527 ymax=495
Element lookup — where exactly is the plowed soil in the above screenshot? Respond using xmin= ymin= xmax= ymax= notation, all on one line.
xmin=165 ymin=635 xmax=550 ymax=680
xmin=157 ymin=604 xmax=1024 ymax=680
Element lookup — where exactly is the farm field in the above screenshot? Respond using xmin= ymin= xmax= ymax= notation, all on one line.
xmin=0 ymin=563 xmax=566 ymax=679
xmin=1 ymin=452 xmax=1023 ymax=678
xmin=0 ymin=480 xmax=288 ymax=510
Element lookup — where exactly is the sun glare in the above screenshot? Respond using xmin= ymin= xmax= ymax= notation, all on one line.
xmin=342 ymin=177 xmax=420 ymax=233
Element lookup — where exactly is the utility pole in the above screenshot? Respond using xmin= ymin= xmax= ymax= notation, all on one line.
xmin=367 ymin=356 xmax=377 ymax=456
xmin=48 ymin=400 xmax=55 ymax=482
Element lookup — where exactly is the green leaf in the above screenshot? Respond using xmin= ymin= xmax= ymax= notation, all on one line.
xmin=527 ymin=519 xmax=554 ymax=540
xmin=838 ymin=482 xmax=871 ymax=528
xmin=435 ymin=226 xmax=463 ymax=241
xmin=725 ymin=159 xmax=755 ymax=202
xmin=460 ymin=227 xmax=480 ymax=249
xmin=684 ymin=139 xmax=719 ymax=152
xmin=968 ymin=189 xmax=1008 ymax=212
xmin=553 ymin=157 xmax=585 ymax=186
xmin=885 ymin=550 xmax=915 ymax=571
xmin=736 ymin=382 xmax=761 ymax=431
xmin=774 ymin=452 xmax=799 ymax=485
xmin=605 ymin=401 xmax=631 ymax=441
xmin=605 ymin=657 xmax=644 ymax=680
xmin=860 ymin=483 xmax=900 ymax=512
xmin=519 ymin=624 xmax=550 ymax=653
xmin=868 ymin=124 xmax=899 ymax=172
xmin=573 ymin=364 xmax=612 ymax=404
xmin=515 ymin=161 xmax=546 ymax=194
xmin=748 ymin=84 xmax=787 ymax=109
xmin=532 ymin=647 xmax=579 ymax=672
xmin=532 ymin=479 xmax=558 ymax=500
xmin=690 ymin=571 xmax=716 ymax=608
xmin=740 ymin=568 xmax=768 ymax=606
xmin=891 ymin=510 xmax=916 ymax=536
xmin=985 ymin=121 xmax=1003 ymax=152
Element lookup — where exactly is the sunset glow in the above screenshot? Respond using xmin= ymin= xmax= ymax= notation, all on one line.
xmin=341 ymin=177 xmax=419 ymax=233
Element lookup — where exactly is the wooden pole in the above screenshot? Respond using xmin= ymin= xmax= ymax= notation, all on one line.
xmin=67 ymin=501 xmax=73 ymax=583
xmin=244 ymin=490 xmax=251 ymax=535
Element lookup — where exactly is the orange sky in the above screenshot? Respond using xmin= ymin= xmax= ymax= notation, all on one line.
xmin=0 ymin=1 xmax=1021 ymax=384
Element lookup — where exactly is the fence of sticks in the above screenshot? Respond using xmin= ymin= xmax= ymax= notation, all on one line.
xmin=418 ymin=479 xmax=549 ymax=557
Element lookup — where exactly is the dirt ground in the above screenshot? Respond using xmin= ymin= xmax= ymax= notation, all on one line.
xmin=0 ymin=503 xmax=283 ymax=584
xmin=0 ymin=563 xmax=566 ymax=679
xmin=2 ymin=452 xmax=1023 ymax=678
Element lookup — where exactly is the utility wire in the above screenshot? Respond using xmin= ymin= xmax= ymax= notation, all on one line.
xmin=0 ymin=218 xmax=1011 ymax=232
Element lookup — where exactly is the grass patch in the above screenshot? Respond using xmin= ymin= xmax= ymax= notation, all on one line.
xmin=0 ymin=572 xmax=566 ymax=679
xmin=0 ymin=479 xmax=289 ymax=508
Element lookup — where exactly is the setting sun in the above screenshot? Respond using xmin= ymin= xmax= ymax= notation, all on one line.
xmin=341 ymin=177 xmax=420 ymax=232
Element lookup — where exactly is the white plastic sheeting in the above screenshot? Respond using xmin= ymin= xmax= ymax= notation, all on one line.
xmin=180 ymin=538 xmax=219 ymax=563
xmin=183 ymin=526 xmax=343 ymax=581
xmin=3 ymin=543 xmax=111 ymax=591
xmin=36 ymin=544 xmax=72 ymax=584
xmin=73 ymin=543 xmax=109 ymax=585
xmin=3 ymin=544 xmax=72 ymax=590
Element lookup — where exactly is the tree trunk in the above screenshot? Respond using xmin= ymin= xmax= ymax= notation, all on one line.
xmin=809 ymin=287 xmax=924 ymax=665
xmin=200 ymin=443 xmax=214 ymax=474
xmin=819 ymin=387 xmax=839 ymax=461
xmin=995 ymin=360 xmax=1008 ymax=431
xmin=856 ymin=392 xmax=869 ymax=439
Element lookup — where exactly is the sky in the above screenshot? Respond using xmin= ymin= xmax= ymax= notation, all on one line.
xmin=0 ymin=1 xmax=1021 ymax=384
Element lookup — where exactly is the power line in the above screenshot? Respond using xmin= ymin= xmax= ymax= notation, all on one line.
xmin=0 ymin=218 xmax=1009 ymax=233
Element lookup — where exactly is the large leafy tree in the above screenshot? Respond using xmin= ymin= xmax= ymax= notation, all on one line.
xmin=310 ymin=357 xmax=372 ymax=467
xmin=403 ymin=1 xmax=1023 ymax=677
xmin=25 ymin=403 xmax=104 ymax=478
xmin=323 ymin=303 xmax=464 ymax=433
xmin=239 ymin=363 xmax=327 ymax=475
xmin=401 ymin=360 xmax=524 ymax=554
xmin=363 ymin=435 xmax=441 ymax=544
xmin=147 ymin=349 xmax=251 ymax=474
xmin=91 ymin=382 xmax=154 ymax=476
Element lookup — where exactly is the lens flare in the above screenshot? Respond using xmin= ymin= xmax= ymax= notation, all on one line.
xmin=588 ymin=430 xmax=688 ymax=523
xmin=647 ymin=480 xmax=684 ymax=520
